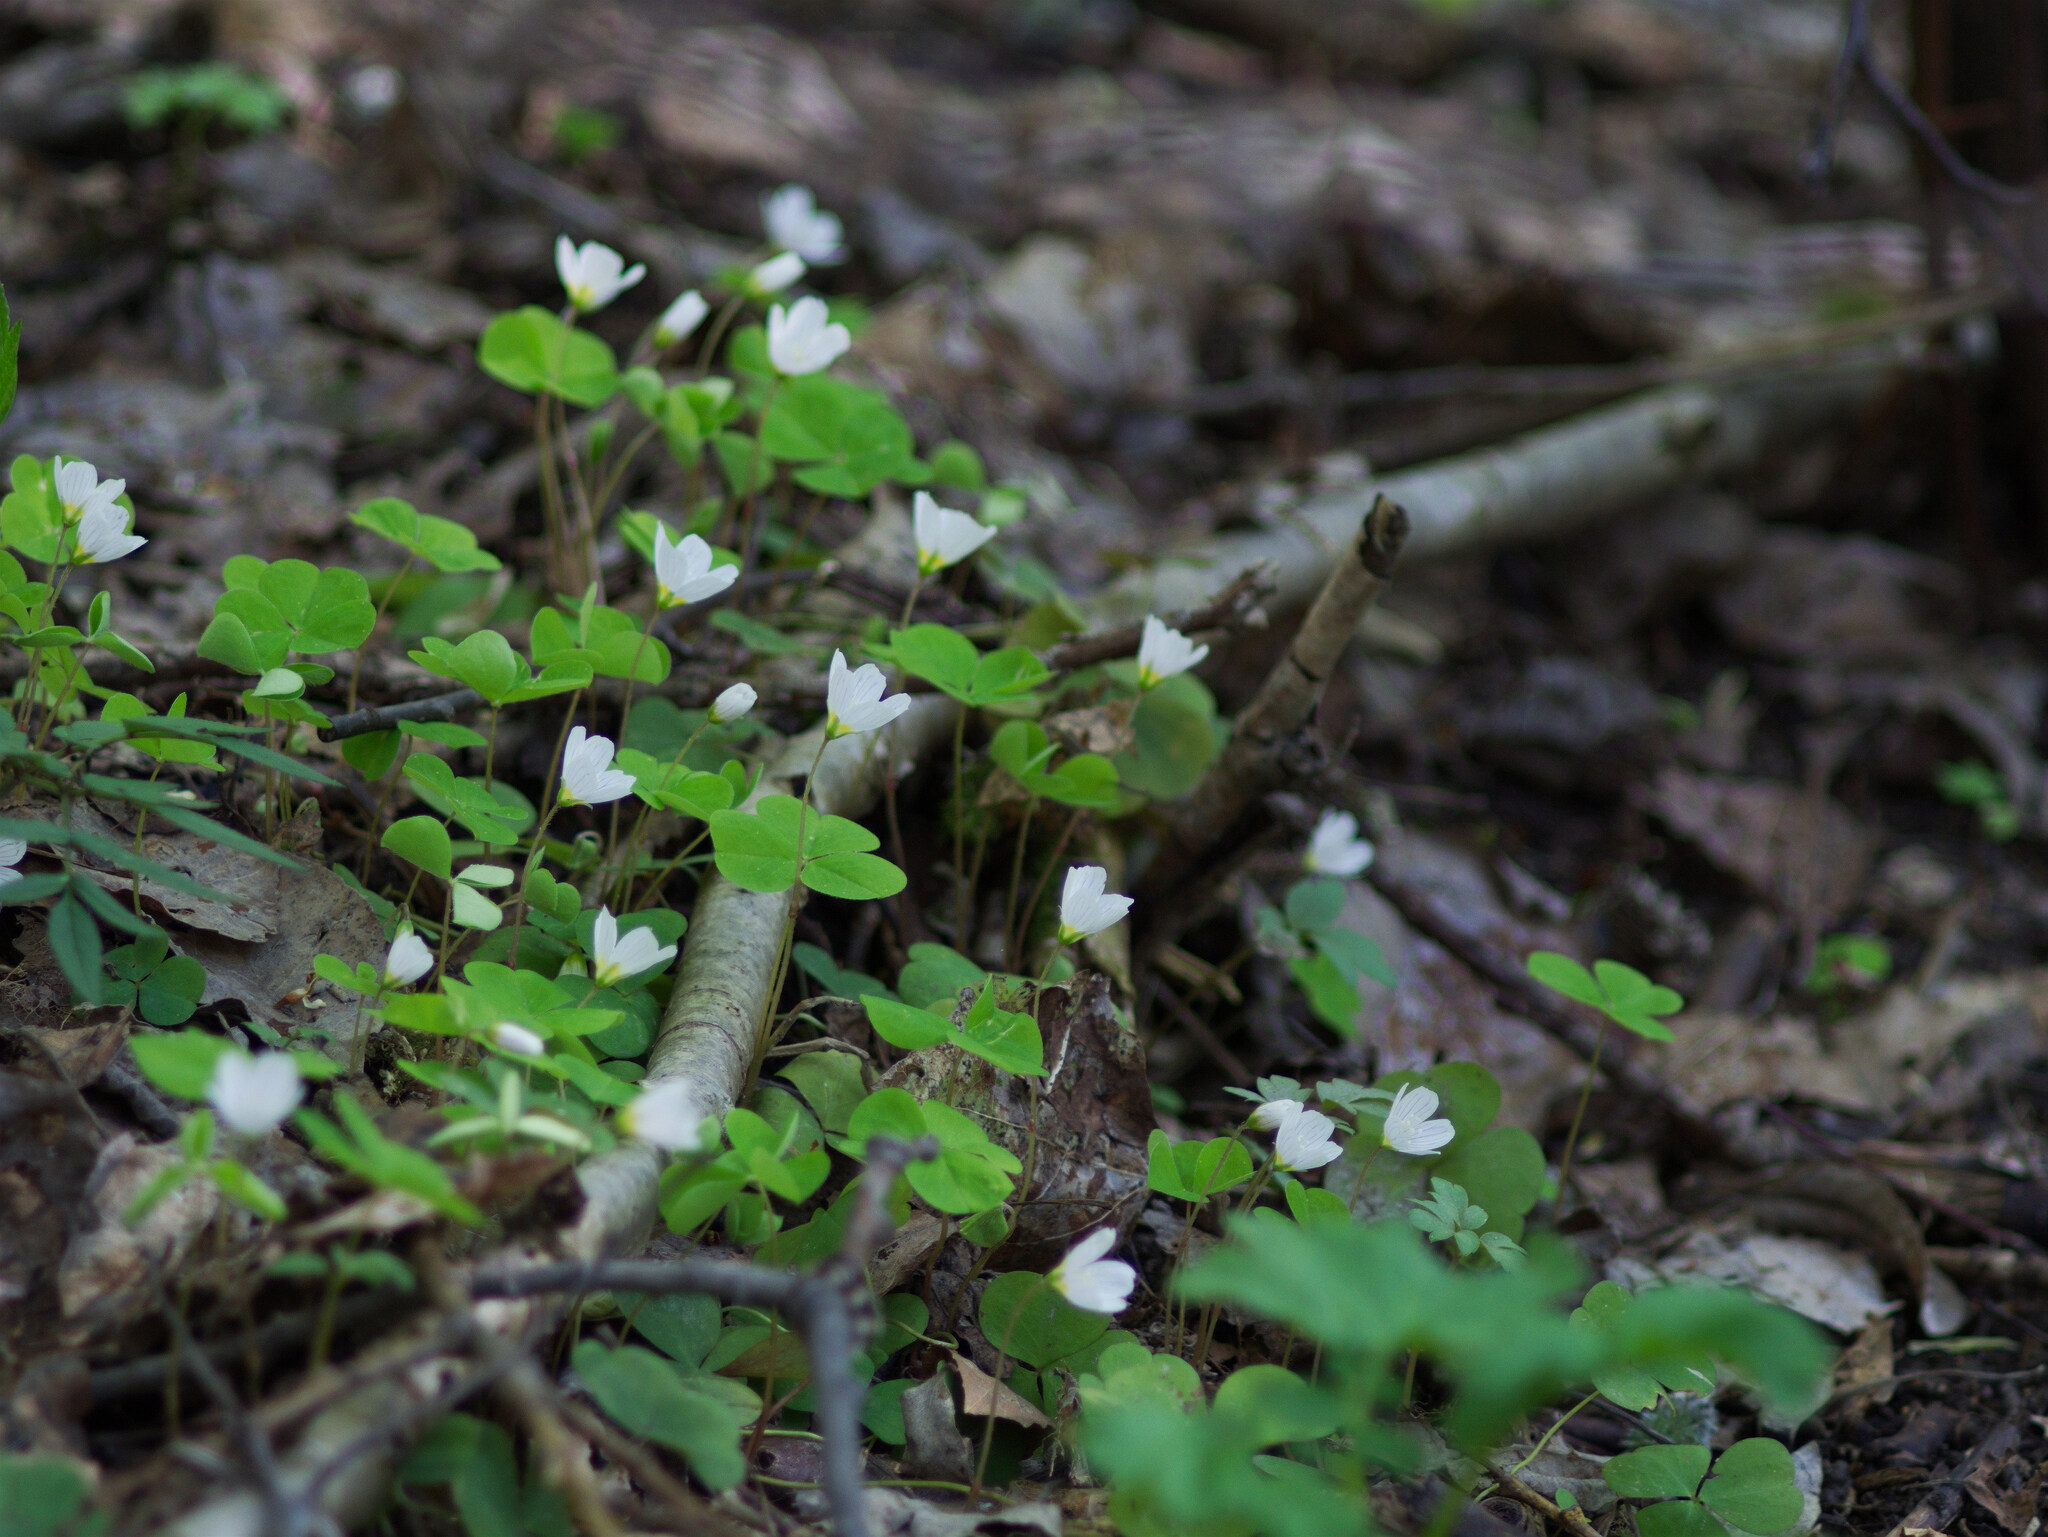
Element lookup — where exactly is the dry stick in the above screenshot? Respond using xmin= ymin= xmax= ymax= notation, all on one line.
xmin=1042 ymin=561 xmax=1276 ymax=671
xmin=1484 ymin=1461 xmax=1605 ymax=1537
xmin=1137 ymin=494 xmax=1409 ymax=919
xmin=319 ymin=688 xmax=483 ymax=743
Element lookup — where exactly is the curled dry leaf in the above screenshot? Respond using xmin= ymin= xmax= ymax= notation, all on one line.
xmin=949 ymin=1351 xmax=1051 ymax=1428
xmin=57 ymin=1133 xmax=220 ymax=1343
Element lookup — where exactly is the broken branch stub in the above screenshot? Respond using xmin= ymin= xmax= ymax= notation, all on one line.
xmin=1140 ymin=493 xmax=1408 ymax=910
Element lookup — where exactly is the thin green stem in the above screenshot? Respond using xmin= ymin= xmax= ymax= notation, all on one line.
xmin=506 ymin=690 xmax=584 ymax=967
xmin=1001 ymin=797 xmax=1038 ymax=973
xmin=1012 ymin=806 xmax=1084 ymax=975
xmin=347 ymin=551 xmax=413 ymax=713
xmin=899 ymin=573 xmax=924 ymax=629
xmin=949 ymin=708 xmax=970 ymax=947
xmin=1554 ymin=1018 xmax=1608 ymax=1212
xmin=1506 ymin=1392 xmax=1600 ymax=1475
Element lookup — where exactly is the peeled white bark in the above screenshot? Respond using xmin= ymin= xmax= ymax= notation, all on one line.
xmin=1082 ymin=363 xmax=1890 ymax=625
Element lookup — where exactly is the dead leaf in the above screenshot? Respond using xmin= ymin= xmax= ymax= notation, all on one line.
xmin=180 ymin=860 xmax=389 ymax=1067
xmin=639 ymin=27 xmax=861 ymax=175
xmin=1644 ymin=766 xmax=1873 ymax=924
xmin=900 ymin=1371 xmax=977 ymax=1484
xmin=1965 ymin=1465 xmax=2041 ymax=1535
xmin=1616 ymin=1224 xmax=1896 ymax=1334
xmin=1712 ymin=530 xmax=1967 ymax=665
xmin=950 ymin=1352 xmax=1051 ymax=1428
xmin=57 ymin=1133 xmax=220 ymax=1341
xmin=16 ymin=1013 xmax=128 ymax=1086
xmin=868 ymin=1210 xmax=946 ymax=1295
xmin=1044 ymin=696 xmax=1136 ymax=757
xmin=281 ymin=249 xmax=493 ymax=352
xmin=1835 ymin=1315 xmax=1896 ymax=1409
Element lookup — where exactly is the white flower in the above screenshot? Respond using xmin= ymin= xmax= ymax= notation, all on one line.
xmin=1136 ymin=615 xmax=1207 ymax=690
xmin=621 ymin=1079 xmax=703 ymax=1151
xmin=913 ymin=491 xmax=996 ymax=576
xmin=559 ymin=726 xmax=636 ymax=808
xmin=73 ymin=500 xmax=145 ymax=565
xmin=1049 ymin=1229 xmax=1137 ymax=1315
xmin=1381 ymin=1084 xmax=1455 ymax=1157
xmin=382 ymin=928 xmax=434 ymax=989
xmin=653 ymin=289 xmax=709 ymax=348
xmin=492 ymin=1022 xmax=546 ymax=1057
xmin=1056 ymin=864 xmax=1132 ymax=944
xmin=590 ymin=906 xmax=677 ymax=988
xmin=711 ymin=682 xmax=757 ymax=723
xmin=53 ymin=457 xmax=124 ymax=528
xmin=1273 ymin=1105 xmax=1343 ymax=1172
xmin=762 ymin=183 xmax=846 ymax=264
xmin=1305 ymin=811 xmax=1374 ymax=878
xmin=766 ymin=297 xmax=850 ymax=377
xmin=825 ymin=649 xmax=910 ymax=738
xmin=555 ymin=236 xmax=645 ymax=313
xmin=1249 ymin=1098 xmax=1302 ymax=1132
xmin=208 ymin=1051 xmax=301 ymax=1137
xmin=746 ymin=251 xmax=807 ymax=298
xmin=652 ymin=526 xmax=739 ymax=608
xmin=0 ymin=838 xmax=24 ymax=889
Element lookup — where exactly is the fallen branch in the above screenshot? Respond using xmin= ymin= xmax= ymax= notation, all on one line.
xmin=318 ymin=688 xmax=482 ymax=743
xmin=1138 ymin=495 xmax=1406 ymax=911
xmin=1084 ymin=360 xmax=1903 ymax=626
xmin=1046 ymin=561 xmax=1275 ymax=671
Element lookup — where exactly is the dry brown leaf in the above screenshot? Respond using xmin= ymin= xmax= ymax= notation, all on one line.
xmin=1644 ymin=766 xmax=1873 ymax=924
xmin=950 ymin=1352 xmax=1052 ymax=1428
xmin=57 ymin=1133 xmax=220 ymax=1342
xmin=639 ymin=27 xmax=861 ymax=175
xmin=1044 ymin=697 xmax=1136 ymax=757
xmin=181 ymin=860 xmax=388 ymax=1066
xmin=19 ymin=1014 xmax=128 ymax=1086
xmin=1835 ymin=1315 xmax=1897 ymax=1410
xmin=900 ymin=1372 xmax=977 ymax=1484
xmin=867 ymin=1210 xmax=946 ymax=1295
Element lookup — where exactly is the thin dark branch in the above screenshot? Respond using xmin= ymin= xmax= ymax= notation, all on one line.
xmin=1805 ymin=0 xmax=1871 ymax=186
xmin=468 ymin=1136 xmax=938 ymax=1537
xmin=1045 ymin=561 xmax=1276 ymax=672
xmin=318 ymin=688 xmax=482 ymax=743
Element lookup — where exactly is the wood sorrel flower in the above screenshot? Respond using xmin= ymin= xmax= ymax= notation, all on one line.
xmin=383 ymin=927 xmax=434 ymax=988
xmin=1056 ymin=864 xmax=1132 ymax=943
xmin=620 ymin=1079 xmax=703 ymax=1150
xmin=73 ymin=499 xmax=145 ymax=564
xmin=53 ymin=457 xmax=124 ymax=527
xmin=1272 ymin=1104 xmax=1343 ymax=1171
xmin=590 ymin=906 xmax=677 ymax=988
xmin=555 ymin=236 xmax=644 ymax=312
xmin=0 ymin=838 xmax=24 ymax=888
xmin=208 ymin=1050 xmax=301 ymax=1136
xmin=653 ymin=289 xmax=709 ymax=348
xmin=1049 ymin=1229 xmax=1137 ymax=1314
xmin=652 ymin=526 xmax=738 ymax=607
xmin=1381 ymin=1083 xmax=1455 ymax=1156
xmin=746 ymin=251 xmax=806 ymax=298
xmin=492 ymin=1023 xmax=546 ymax=1057
xmin=825 ymin=649 xmax=910 ymax=738
xmin=913 ymin=491 xmax=996 ymax=575
xmin=762 ymin=184 xmax=846 ymax=264
xmin=1136 ymin=615 xmax=1207 ymax=690
xmin=1305 ymin=810 xmax=1374 ymax=878
xmin=711 ymin=682 xmax=757 ymax=722
xmin=559 ymin=727 xmax=635 ymax=807
xmin=766 ymin=296 xmax=850 ymax=376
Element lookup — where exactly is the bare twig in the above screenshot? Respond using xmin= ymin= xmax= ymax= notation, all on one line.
xmin=1045 ymin=562 xmax=1276 ymax=671
xmin=469 ymin=1137 xmax=938 ymax=1537
xmin=318 ymin=688 xmax=483 ymax=743
xmin=1483 ymin=1462 xmax=1604 ymax=1537
xmin=1138 ymin=497 xmax=1406 ymax=914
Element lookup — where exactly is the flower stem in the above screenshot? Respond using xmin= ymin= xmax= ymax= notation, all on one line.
xmin=969 ymin=1272 xmax=1049 ymax=1503
xmin=1554 ymin=1017 xmax=1608 ymax=1212
xmin=1001 ymin=795 xmax=1037 ymax=973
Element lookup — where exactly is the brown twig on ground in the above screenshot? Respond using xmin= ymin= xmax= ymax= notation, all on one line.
xmin=1137 ymin=497 xmax=1406 ymax=915
xmin=1045 ymin=561 xmax=1277 ymax=672
xmin=494 ymin=1356 xmax=631 ymax=1537
xmin=1483 ymin=1461 xmax=1605 ymax=1537
xmin=318 ymin=688 xmax=482 ymax=742
xmin=1928 ymin=1245 xmax=2048 ymax=1286
xmin=1881 ymin=1418 xmax=2022 ymax=1537
xmin=470 ymin=1137 xmax=938 ymax=1537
